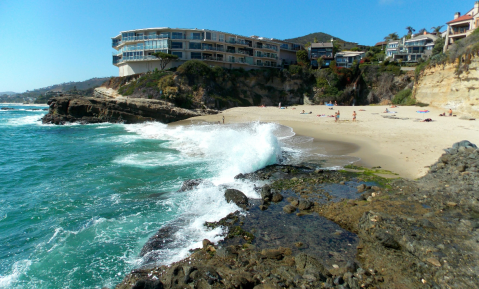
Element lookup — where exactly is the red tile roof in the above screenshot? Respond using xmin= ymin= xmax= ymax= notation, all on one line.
xmin=447 ymin=14 xmax=473 ymax=24
xmin=375 ymin=41 xmax=387 ymax=46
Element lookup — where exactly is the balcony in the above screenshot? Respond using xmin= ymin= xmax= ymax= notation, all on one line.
xmin=256 ymin=44 xmax=277 ymax=51
xmin=202 ymin=46 xmax=225 ymax=52
xmin=121 ymin=35 xmax=170 ymax=44
xmin=203 ymin=56 xmax=223 ymax=62
xmin=451 ymin=29 xmax=469 ymax=36
xmin=113 ymin=55 xmax=169 ymax=65
xmin=237 ymin=50 xmax=253 ymax=56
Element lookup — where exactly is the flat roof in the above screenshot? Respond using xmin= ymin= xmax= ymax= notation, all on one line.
xmin=310 ymin=43 xmax=333 ymax=48
xmin=111 ymin=27 xmax=301 ymax=45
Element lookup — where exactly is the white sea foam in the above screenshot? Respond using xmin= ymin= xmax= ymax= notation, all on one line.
xmin=123 ymin=122 xmax=282 ymax=179
xmin=4 ymin=115 xmax=43 ymax=126
xmin=121 ymin=122 xmax=281 ymax=265
xmin=0 ymin=259 xmax=32 ymax=288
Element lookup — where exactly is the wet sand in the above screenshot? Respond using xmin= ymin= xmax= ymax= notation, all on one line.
xmin=175 ymin=105 xmax=479 ymax=179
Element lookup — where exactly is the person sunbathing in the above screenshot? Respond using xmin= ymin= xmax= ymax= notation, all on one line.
xmin=383 ymin=108 xmax=389 ymax=113
xmin=390 ymin=105 xmax=397 ymax=108
xmin=421 ymin=118 xmax=433 ymax=122
xmin=439 ymin=112 xmax=445 ymax=116
xmin=301 ymin=110 xmax=305 ymax=114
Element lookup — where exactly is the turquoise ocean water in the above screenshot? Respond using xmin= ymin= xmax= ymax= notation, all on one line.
xmin=0 ymin=105 xmax=290 ymax=288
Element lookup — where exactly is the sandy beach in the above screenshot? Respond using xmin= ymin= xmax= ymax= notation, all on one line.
xmin=182 ymin=105 xmax=479 ymax=179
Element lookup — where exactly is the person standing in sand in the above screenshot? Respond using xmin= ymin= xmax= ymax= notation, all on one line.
xmin=222 ymin=116 xmax=225 ymax=124
xmin=353 ymin=111 xmax=357 ymax=122
xmin=337 ymin=110 xmax=340 ymax=122
xmin=278 ymin=102 xmax=281 ymax=109
xmin=448 ymin=109 xmax=452 ymax=116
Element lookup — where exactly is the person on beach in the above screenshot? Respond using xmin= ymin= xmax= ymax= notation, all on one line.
xmin=337 ymin=110 xmax=340 ymax=122
xmin=448 ymin=109 xmax=452 ymax=116
xmin=334 ymin=112 xmax=338 ymax=122
xmin=301 ymin=110 xmax=305 ymax=114
xmin=222 ymin=116 xmax=225 ymax=124
xmin=384 ymin=108 xmax=389 ymax=113
xmin=329 ymin=101 xmax=332 ymax=105
xmin=334 ymin=101 xmax=338 ymax=106
xmin=421 ymin=118 xmax=433 ymax=122
xmin=353 ymin=111 xmax=357 ymax=122
xmin=278 ymin=102 xmax=281 ymax=109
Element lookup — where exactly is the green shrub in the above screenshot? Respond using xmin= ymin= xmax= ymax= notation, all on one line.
xmin=392 ymin=89 xmax=415 ymax=105
xmin=177 ymin=60 xmax=212 ymax=78
xmin=289 ymin=65 xmax=302 ymax=75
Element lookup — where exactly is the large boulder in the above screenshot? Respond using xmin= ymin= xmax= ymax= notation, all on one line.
xmin=224 ymin=189 xmax=249 ymax=209
xmin=295 ymin=253 xmax=331 ymax=281
xmin=178 ymin=179 xmax=212 ymax=192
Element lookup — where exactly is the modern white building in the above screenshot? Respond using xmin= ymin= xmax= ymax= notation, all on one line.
xmin=335 ymin=51 xmax=366 ymax=68
xmin=112 ymin=28 xmax=302 ymax=76
xmin=444 ymin=1 xmax=479 ymax=52
xmin=385 ymin=33 xmax=438 ymax=62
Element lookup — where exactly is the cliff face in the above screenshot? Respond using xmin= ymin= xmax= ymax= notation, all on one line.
xmin=415 ymin=56 xmax=479 ymax=117
xmin=42 ymin=95 xmax=216 ymax=125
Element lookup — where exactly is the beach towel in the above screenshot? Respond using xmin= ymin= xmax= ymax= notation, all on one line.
xmin=417 ymin=110 xmax=429 ymax=113
xmin=326 ymin=104 xmax=334 ymax=106
xmin=280 ymin=107 xmax=285 ymax=109
xmin=387 ymin=111 xmax=397 ymax=113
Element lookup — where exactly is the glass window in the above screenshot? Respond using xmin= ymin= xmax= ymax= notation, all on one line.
xmin=191 ymin=52 xmax=201 ymax=59
xmin=172 ymin=32 xmax=183 ymax=39
xmin=212 ymin=33 xmax=217 ymax=41
xmin=256 ymin=51 xmax=261 ymax=57
xmin=171 ymin=42 xmax=183 ymax=49
xmin=280 ymin=44 xmax=288 ymax=49
xmin=172 ymin=51 xmax=182 ymax=58
xmin=191 ymin=33 xmax=202 ymax=40
xmin=159 ymin=32 xmax=169 ymax=38
xmin=189 ymin=42 xmax=201 ymax=49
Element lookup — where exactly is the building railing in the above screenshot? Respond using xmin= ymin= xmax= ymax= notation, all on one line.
xmin=310 ymin=53 xmax=333 ymax=58
xmin=202 ymin=46 xmax=225 ymax=52
xmin=452 ymin=30 xmax=469 ymax=35
xmin=237 ymin=50 xmax=253 ymax=56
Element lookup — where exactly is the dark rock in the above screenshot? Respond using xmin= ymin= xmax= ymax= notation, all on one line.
xmin=202 ymin=239 xmax=212 ymax=249
xmin=357 ymin=184 xmax=366 ymax=193
xmin=41 ymin=95 xmax=215 ymax=125
xmin=224 ymin=189 xmax=249 ymax=209
xmin=261 ymin=185 xmax=273 ymax=200
xmin=374 ymin=231 xmax=400 ymax=249
xmin=259 ymin=205 xmax=268 ymax=211
xmin=216 ymin=246 xmax=238 ymax=259
xmin=283 ymin=205 xmax=296 ymax=213
xmin=178 ymin=179 xmax=212 ymax=192
xmin=261 ymin=249 xmax=284 ymax=260
xmin=271 ymin=193 xmax=284 ymax=202
xmin=131 ymin=279 xmax=164 ymax=289
xmin=345 ymin=260 xmax=358 ymax=273
xmin=334 ymin=276 xmax=345 ymax=285
xmin=298 ymin=200 xmax=312 ymax=210
xmin=295 ymin=253 xmax=331 ymax=280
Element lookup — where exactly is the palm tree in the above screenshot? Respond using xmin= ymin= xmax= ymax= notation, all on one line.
xmin=405 ymin=26 xmax=415 ymax=35
xmin=384 ymin=32 xmax=399 ymax=41
xmin=431 ymin=25 xmax=444 ymax=35
xmin=417 ymin=28 xmax=427 ymax=35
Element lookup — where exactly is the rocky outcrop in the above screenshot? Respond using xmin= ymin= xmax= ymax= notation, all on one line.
xmin=415 ymin=56 xmax=479 ymax=118
xmin=41 ymin=95 xmax=217 ymax=125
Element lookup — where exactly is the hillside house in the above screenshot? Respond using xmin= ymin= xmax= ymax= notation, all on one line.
xmin=308 ymin=42 xmax=334 ymax=68
xmin=444 ymin=1 xmax=479 ymax=52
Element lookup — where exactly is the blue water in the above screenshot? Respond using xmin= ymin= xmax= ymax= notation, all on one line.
xmin=0 ymin=105 xmax=285 ymax=288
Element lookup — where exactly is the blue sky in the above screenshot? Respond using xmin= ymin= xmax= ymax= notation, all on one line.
xmin=0 ymin=0 xmax=472 ymax=92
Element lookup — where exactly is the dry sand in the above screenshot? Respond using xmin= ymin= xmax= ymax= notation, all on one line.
xmin=181 ymin=105 xmax=479 ymax=179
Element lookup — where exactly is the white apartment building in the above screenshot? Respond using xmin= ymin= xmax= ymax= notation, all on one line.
xmin=444 ymin=2 xmax=479 ymax=52
xmin=112 ymin=28 xmax=302 ymax=76
xmin=385 ymin=33 xmax=438 ymax=62
xmin=335 ymin=51 xmax=366 ymax=68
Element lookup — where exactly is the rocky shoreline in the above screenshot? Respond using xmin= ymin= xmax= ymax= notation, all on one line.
xmin=112 ymin=141 xmax=479 ymax=289
xmin=41 ymin=95 xmax=218 ymax=125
